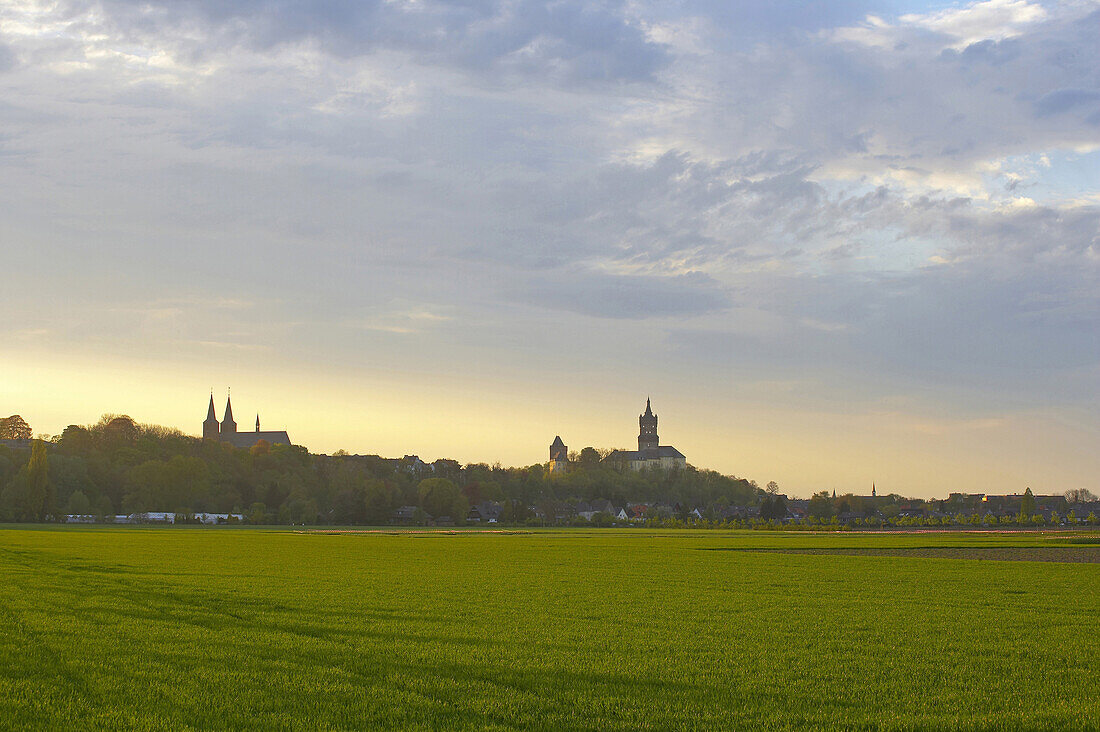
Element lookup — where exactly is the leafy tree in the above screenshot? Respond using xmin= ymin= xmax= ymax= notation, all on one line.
xmin=21 ymin=440 xmax=54 ymax=521
xmin=66 ymin=490 xmax=91 ymax=515
xmin=808 ymin=491 xmax=833 ymax=519
xmin=417 ymin=477 xmax=467 ymax=523
xmin=578 ymin=447 xmax=601 ymax=469
xmin=1020 ymin=487 xmax=1036 ymax=519
xmin=0 ymin=415 xmax=32 ymax=440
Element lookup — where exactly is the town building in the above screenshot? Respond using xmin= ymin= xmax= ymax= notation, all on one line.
xmin=203 ymin=392 xmax=291 ymax=449
xmin=602 ymin=398 xmax=686 ymax=471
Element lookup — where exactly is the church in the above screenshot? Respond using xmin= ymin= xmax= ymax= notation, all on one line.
xmin=602 ymin=399 xmax=686 ymax=471
xmin=203 ymin=392 xmax=292 ymax=449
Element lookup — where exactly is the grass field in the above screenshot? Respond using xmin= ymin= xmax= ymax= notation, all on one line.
xmin=1 ymin=527 xmax=1098 ymax=730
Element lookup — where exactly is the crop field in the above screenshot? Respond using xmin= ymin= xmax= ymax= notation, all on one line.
xmin=1 ymin=527 xmax=1099 ymax=730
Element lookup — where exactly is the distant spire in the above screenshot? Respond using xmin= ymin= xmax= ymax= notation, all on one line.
xmin=644 ymin=397 xmax=653 ymax=416
xmin=872 ymin=482 xmax=876 ymax=497
xmin=203 ymin=391 xmax=220 ymax=440
xmin=256 ymin=413 xmax=260 ymax=432
xmin=221 ymin=390 xmax=237 ymax=434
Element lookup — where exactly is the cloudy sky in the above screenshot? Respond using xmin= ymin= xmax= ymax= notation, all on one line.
xmin=1 ymin=0 xmax=1098 ymax=497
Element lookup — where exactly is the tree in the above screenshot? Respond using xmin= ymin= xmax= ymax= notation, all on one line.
xmin=0 ymin=415 xmax=32 ymax=440
xmin=578 ymin=447 xmax=601 ymax=469
xmin=766 ymin=481 xmax=779 ymax=495
xmin=808 ymin=491 xmax=833 ymax=519
xmin=1065 ymin=488 xmax=1098 ymax=504
xmin=66 ymin=490 xmax=91 ymax=515
xmin=1020 ymin=487 xmax=1036 ymax=518
xmin=26 ymin=440 xmax=54 ymax=521
xmin=418 ymin=478 xmax=463 ymax=520
xmin=99 ymin=415 xmax=138 ymax=447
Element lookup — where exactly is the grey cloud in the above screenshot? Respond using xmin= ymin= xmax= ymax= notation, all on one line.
xmin=0 ymin=44 xmax=15 ymax=73
xmin=1033 ymin=89 xmax=1100 ymax=117
xmin=58 ymin=0 xmax=668 ymax=84
xmin=518 ymin=269 xmax=730 ymax=319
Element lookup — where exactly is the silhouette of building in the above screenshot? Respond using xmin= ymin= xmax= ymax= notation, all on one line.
xmin=549 ymin=435 xmax=569 ymax=474
xmin=203 ymin=392 xmax=291 ymax=449
xmin=602 ymin=398 xmax=686 ymax=471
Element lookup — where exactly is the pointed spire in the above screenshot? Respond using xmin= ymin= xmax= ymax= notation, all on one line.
xmin=220 ymin=389 xmax=237 ymax=434
xmin=206 ymin=393 xmax=216 ymax=421
xmin=644 ymin=397 xmax=653 ymax=416
xmin=872 ymin=482 xmax=876 ymax=497
xmin=256 ymin=413 xmax=260 ymax=433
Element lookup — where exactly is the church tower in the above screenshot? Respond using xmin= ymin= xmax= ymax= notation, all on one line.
xmin=221 ymin=393 xmax=237 ymax=435
xmin=638 ymin=398 xmax=658 ymax=451
xmin=203 ymin=393 xmax=220 ymax=440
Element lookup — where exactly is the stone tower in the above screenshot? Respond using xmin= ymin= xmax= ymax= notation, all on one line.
xmin=638 ymin=398 xmax=658 ymax=451
xmin=203 ymin=393 xmax=220 ymax=440
xmin=549 ymin=436 xmax=568 ymax=474
xmin=221 ymin=393 xmax=237 ymax=436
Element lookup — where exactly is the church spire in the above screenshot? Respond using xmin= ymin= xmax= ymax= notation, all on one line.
xmin=203 ymin=391 xmax=220 ymax=440
xmin=255 ymin=413 xmax=260 ymax=433
xmin=221 ymin=391 xmax=237 ymax=435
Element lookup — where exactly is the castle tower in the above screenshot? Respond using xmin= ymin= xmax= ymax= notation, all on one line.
xmin=221 ymin=393 xmax=237 ymax=435
xmin=638 ymin=398 xmax=658 ymax=451
xmin=550 ymin=436 xmax=568 ymax=474
xmin=203 ymin=393 xmax=220 ymax=440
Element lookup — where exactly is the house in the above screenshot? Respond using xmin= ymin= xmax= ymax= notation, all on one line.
xmin=390 ymin=506 xmax=420 ymax=525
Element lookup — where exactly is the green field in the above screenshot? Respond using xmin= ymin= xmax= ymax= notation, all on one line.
xmin=2 ymin=528 xmax=1098 ymax=730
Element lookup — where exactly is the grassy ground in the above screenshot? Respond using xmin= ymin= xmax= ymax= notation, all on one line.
xmin=1 ymin=527 xmax=1098 ymax=730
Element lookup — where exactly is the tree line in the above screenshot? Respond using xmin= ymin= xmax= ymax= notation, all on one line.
xmin=0 ymin=414 xmax=760 ymax=524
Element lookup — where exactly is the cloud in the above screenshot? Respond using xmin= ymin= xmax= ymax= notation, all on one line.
xmin=0 ymin=0 xmax=1098 ymax=433
xmin=518 ymin=269 xmax=730 ymax=319
xmin=0 ymin=43 xmax=15 ymax=72
xmin=41 ymin=0 xmax=669 ymax=84
xmin=1033 ymin=88 xmax=1100 ymax=118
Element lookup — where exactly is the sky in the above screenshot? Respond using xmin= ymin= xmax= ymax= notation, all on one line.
xmin=1 ymin=0 xmax=1098 ymax=498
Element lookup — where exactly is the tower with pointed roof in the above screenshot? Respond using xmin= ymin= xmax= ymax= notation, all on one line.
xmin=602 ymin=398 xmax=685 ymax=471
xmin=638 ymin=398 xmax=658 ymax=451
xmin=220 ymin=393 xmax=237 ymax=436
xmin=203 ymin=393 xmax=220 ymax=440
xmin=549 ymin=435 xmax=568 ymax=474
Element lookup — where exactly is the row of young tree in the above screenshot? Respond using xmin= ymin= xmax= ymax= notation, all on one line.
xmin=0 ymin=415 xmax=761 ymax=524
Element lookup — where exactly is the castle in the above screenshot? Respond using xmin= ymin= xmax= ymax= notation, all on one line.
xmin=602 ymin=399 xmax=686 ymax=471
xmin=550 ymin=399 xmax=686 ymax=473
xmin=203 ymin=392 xmax=292 ymax=449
